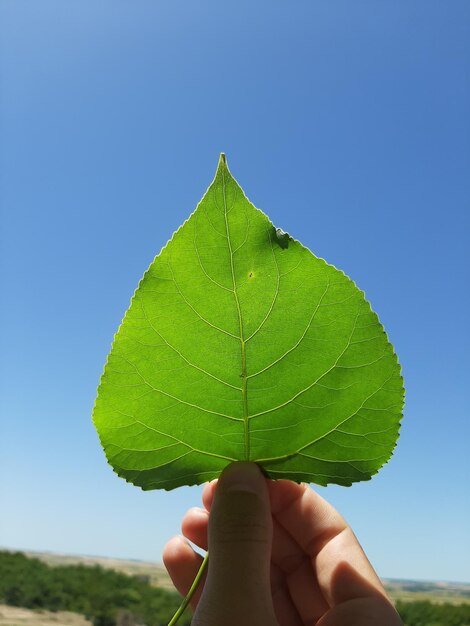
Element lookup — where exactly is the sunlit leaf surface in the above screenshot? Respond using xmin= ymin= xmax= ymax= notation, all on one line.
xmin=93 ymin=155 xmax=404 ymax=490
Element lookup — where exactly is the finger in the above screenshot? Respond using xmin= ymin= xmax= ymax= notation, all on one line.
xmin=202 ymin=479 xmax=217 ymax=511
xmin=317 ymin=596 xmax=402 ymax=626
xmin=162 ymin=535 xmax=206 ymax=610
xmin=203 ymin=476 xmax=324 ymax=620
xmin=268 ymin=479 xmax=344 ymax=618
xmin=205 ymin=475 xmax=338 ymax=620
xmin=193 ymin=462 xmax=278 ymax=626
xmin=316 ymin=529 xmax=387 ymax=607
xmin=271 ymin=517 xmax=330 ymax=623
xmin=267 ymin=480 xmax=386 ymax=606
xmin=204 ymin=475 xmax=387 ymax=613
xmin=271 ymin=563 xmax=304 ymax=626
xmin=268 ymin=480 xmax=348 ymax=555
xmin=205 ymin=478 xmax=329 ymax=622
xmin=181 ymin=507 xmax=209 ymax=550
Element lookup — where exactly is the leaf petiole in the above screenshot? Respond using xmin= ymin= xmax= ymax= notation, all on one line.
xmin=167 ymin=551 xmax=209 ymax=626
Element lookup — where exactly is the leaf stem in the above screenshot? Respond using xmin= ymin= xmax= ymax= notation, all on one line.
xmin=167 ymin=551 xmax=209 ymax=626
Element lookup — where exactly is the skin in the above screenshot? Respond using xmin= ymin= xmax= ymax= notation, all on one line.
xmin=163 ymin=462 xmax=403 ymax=626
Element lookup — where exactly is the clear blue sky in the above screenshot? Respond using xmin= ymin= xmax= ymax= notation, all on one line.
xmin=1 ymin=1 xmax=469 ymax=583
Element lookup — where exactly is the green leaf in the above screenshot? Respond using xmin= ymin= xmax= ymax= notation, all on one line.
xmin=93 ymin=154 xmax=404 ymax=490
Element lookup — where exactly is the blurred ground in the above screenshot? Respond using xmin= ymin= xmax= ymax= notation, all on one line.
xmin=0 ymin=604 xmax=92 ymax=626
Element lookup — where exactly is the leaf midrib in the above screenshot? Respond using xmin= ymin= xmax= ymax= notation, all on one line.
xmin=221 ymin=167 xmax=250 ymax=460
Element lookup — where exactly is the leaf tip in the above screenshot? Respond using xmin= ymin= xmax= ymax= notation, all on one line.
xmin=218 ymin=152 xmax=227 ymax=167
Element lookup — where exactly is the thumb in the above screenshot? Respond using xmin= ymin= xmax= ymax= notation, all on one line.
xmin=193 ymin=462 xmax=278 ymax=626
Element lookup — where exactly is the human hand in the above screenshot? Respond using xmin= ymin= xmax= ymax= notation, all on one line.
xmin=163 ymin=462 xmax=402 ymax=625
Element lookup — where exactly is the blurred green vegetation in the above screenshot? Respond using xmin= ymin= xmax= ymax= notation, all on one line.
xmin=0 ymin=551 xmax=190 ymax=626
xmin=396 ymin=600 xmax=470 ymax=626
xmin=2 ymin=551 xmax=470 ymax=625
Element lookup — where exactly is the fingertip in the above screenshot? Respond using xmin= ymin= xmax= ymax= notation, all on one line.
xmin=202 ymin=479 xmax=217 ymax=511
xmin=163 ymin=535 xmax=206 ymax=609
xmin=182 ymin=506 xmax=209 ymax=524
xmin=162 ymin=534 xmax=189 ymax=566
xmin=181 ymin=507 xmax=209 ymax=550
xmin=267 ymin=478 xmax=308 ymax=514
xmin=217 ymin=461 xmax=265 ymax=495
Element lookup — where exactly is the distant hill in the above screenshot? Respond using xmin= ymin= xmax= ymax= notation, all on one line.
xmin=384 ymin=578 xmax=470 ymax=606
xmin=2 ymin=549 xmax=470 ymax=626
xmin=4 ymin=548 xmax=470 ymax=605
xmin=0 ymin=550 xmax=190 ymax=626
xmin=21 ymin=549 xmax=174 ymax=590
